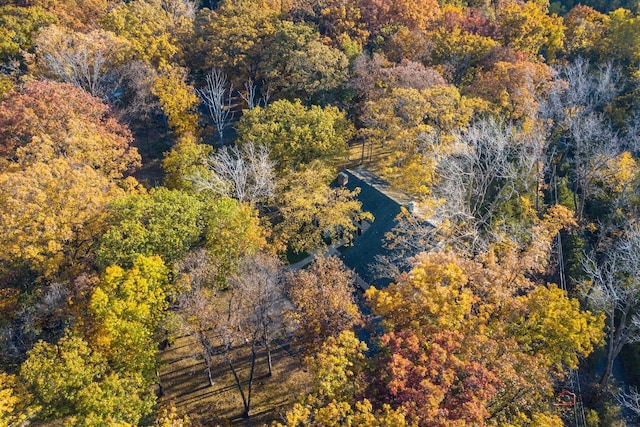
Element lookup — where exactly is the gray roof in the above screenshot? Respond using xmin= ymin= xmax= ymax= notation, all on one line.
xmin=336 ymin=169 xmax=405 ymax=288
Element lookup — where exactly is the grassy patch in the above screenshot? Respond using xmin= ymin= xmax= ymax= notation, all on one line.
xmin=347 ymin=140 xmax=391 ymax=174
xmin=158 ymin=334 xmax=311 ymax=426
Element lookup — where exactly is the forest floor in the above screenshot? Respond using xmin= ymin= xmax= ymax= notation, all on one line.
xmin=347 ymin=140 xmax=388 ymax=173
xmin=158 ymin=334 xmax=311 ymax=426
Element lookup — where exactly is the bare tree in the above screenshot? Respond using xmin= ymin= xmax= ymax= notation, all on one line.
xmin=542 ymin=58 xmax=624 ymax=219
xmin=239 ymin=79 xmax=270 ymax=110
xmin=427 ymin=118 xmax=546 ymax=255
xmin=117 ymin=60 xmax=160 ymax=121
xmin=176 ymin=257 xmax=256 ymax=417
xmin=0 ymin=278 xmax=84 ymax=365
xmin=176 ymin=250 xmax=283 ymax=418
xmin=615 ymin=386 xmax=640 ymax=418
xmin=36 ymin=26 xmax=127 ymax=99
xmin=231 ymin=253 xmax=284 ymax=377
xmin=174 ymin=249 xmax=219 ymax=387
xmin=217 ymin=281 xmax=263 ymax=418
xmin=582 ymin=227 xmax=640 ymax=389
xmin=198 ymin=69 xmax=234 ymax=145
xmin=208 ymin=253 xmax=284 ymax=418
xmin=160 ymin=0 xmax=196 ymax=20
xmin=190 ymin=141 xmax=276 ymax=204
xmin=285 ymin=256 xmax=362 ymax=355
xmin=566 ymin=112 xmax=621 ymax=219
xmin=376 ymin=117 xmax=551 ymax=277
xmin=543 ymin=58 xmax=619 ymax=121
xmin=217 ymin=292 xmax=258 ymax=419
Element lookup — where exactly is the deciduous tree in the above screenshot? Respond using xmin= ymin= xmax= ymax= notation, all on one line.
xmin=0 ymin=80 xmax=140 ymax=178
xmin=204 ymin=197 xmax=268 ymax=284
xmin=162 ymin=133 xmax=212 ymax=192
xmin=231 ymin=252 xmax=284 ymax=376
xmin=20 ymin=331 xmax=106 ymax=420
xmin=20 ymin=330 xmax=155 ymax=425
xmin=358 ymin=0 xmax=441 ymax=33
xmin=238 ymin=99 xmax=354 ymax=173
xmin=100 ymin=0 xmax=187 ymax=69
xmin=195 ymin=0 xmax=279 ymax=82
xmin=90 ymin=255 xmax=170 ymax=377
xmin=543 ymin=59 xmax=624 ymax=219
xmin=0 ymin=159 xmax=124 ymax=279
xmin=285 ymin=256 xmax=362 ymax=353
xmin=564 ymin=5 xmax=609 ymax=58
xmin=421 ymin=118 xmax=547 ymax=254
xmin=72 ymin=372 xmax=155 ymax=426
xmin=367 ymin=251 xmax=603 ymax=425
xmin=35 ymin=26 xmax=131 ymax=99
xmin=0 ymin=6 xmax=55 ymax=62
xmin=175 ymin=251 xmax=220 ymax=386
xmin=0 ymin=370 xmax=37 ymax=426
xmin=192 ymin=141 xmax=276 ymax=205
xmin=178 ymin=257 xmax=274 ymax=418
xmin=97 ymin=188 xmax=206 ymax=269
xmin=197 ymin=68 xmax=234 ymax=145
xmin=316 ymin=0 xmax=369 ymax=49
xmin=496 ymin=0 xmax=564 ymax=60
xmin=582 ymin=227 xmax=640 ymax=389
xmin=153 ymin=67 xmax=199 ymax=136
xmin=350 ymin=53 xmax=445 ymax=102
xmin=27 ymin=0 xmax=108 ymax=30
xmin=261 ymin=20 xmax=349 ymax=101
xmin=276 ymin=331 xmax=410 ymax=427
xmin=601 ymin=8 xmax=640 ymax=66
xmin=361 ymin=85 xmax=482 ymax=196
xmin=276 ymin=162 xmax=372 ymax=253
xmin=428 ymin=4 xmax=498 ymax=83
xmin=467 ymin=59 xmax=554 ymax=125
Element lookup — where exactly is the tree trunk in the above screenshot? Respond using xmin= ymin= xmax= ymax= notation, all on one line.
xmin=227 ymin=354 xmax=249 ymax=416
xmin=263 ymin=327 xmax=273 ymax=377
xmin=201 ymin=334 xmax=215 ymax=387
xmin=205 ymin=363 xmax=214 ymax=387
xmin=266 ymin=341 xmax=273 ymax=377
xmin=156 ymin=370 xmax=164 ymax=397
xmin=600 ymin=357 xmax=613 ymax=390
xmin=243 ymin=343 xmax=257 ymax=418
xmin=600 ymin=310 xmax=623 ymax=390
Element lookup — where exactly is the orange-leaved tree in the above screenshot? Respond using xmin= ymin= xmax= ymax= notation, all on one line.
xmin=366 ymin=250 xmax=603 ymax=426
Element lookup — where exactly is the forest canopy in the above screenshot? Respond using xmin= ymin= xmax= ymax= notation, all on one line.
xmin=2 ymin=0 xmax=640 ymax=425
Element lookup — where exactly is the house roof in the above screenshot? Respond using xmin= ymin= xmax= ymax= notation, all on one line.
xmin=335 ymin=169 xmax=407 ymax=288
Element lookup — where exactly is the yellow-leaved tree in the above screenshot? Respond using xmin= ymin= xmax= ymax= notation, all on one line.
xmin=366 ymin=250 xmax=603 ymax=426
xmin=90 ymin=255 xmax=170 ymax=377
xmin=153 ymin=67 xmax=200 ymax=136
xmin=276 ymin=162 xmax=373 ymax=254
xmin=0 ymin=159 xmax=125 ymax=279
xmin=0 ymin=81 xmax=140 ymax=279
xmin=276 ymin=331 xmax=410 ymax=427
xmin=361 ymin=85 xmax=483 ymax=197
xmin=0 ymin=371 xmax=38 ymax=427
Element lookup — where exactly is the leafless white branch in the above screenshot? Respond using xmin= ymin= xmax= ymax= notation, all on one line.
xmin=198 ymin=69 xmax=234 ymax=144
xmin=191 ymin=141 xmax=275 ymax=204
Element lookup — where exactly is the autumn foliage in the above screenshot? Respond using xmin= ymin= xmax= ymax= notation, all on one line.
xmin=2 ymin=0 xmax=638 ymax=423
xmin=367 ymin=251 xmax=603 ymax=426
xmin=0 ymin=80 xmax=140 ymax=177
